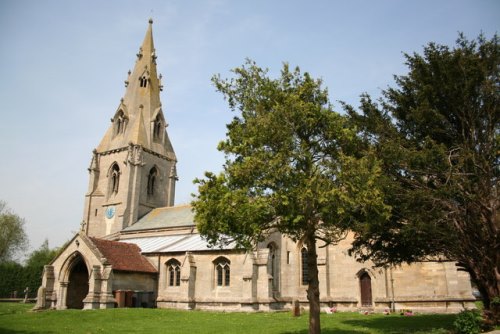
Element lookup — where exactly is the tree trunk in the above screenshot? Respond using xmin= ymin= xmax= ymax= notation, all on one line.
xmin=306 ymin=234 xmax=321 ymax=334
xmin=466 ymin=262 xmax=500 ymax=325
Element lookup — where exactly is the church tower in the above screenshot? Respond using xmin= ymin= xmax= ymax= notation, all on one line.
xmin=82 ymin=19 xmax=177 ymax=238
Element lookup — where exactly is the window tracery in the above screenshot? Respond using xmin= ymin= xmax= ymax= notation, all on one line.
xmin=214 ymin=257 xmax=230 ymax=287
xmin=166 ymin=259 xmax=181 ymax=287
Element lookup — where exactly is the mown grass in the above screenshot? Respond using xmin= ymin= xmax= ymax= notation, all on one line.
xmin=0 ymin=302 xmax=456 ymax=334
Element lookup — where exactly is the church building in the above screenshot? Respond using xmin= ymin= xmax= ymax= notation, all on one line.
xmin=34 ymin=20 xmax=476 ymax=313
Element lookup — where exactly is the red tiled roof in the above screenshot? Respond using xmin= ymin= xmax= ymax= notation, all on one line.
xmin=89 ymin=237 xmax=157 ymax=274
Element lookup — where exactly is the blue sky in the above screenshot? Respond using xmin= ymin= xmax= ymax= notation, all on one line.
xmin=0 ymin=0 xmax=498 ymax=254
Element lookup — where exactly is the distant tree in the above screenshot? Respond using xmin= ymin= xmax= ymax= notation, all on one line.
xmin=192 ymin=61 xmax=389 ymax=334
xmin=0 ymin=261 xmax=24 ymax=298
xmin=24 ymin=239 xmax=59 ymax=295
xmin=0 ymin=201 xmax=28 ymax=263
xmin=345 ymin=34 xmax=499 ymax=324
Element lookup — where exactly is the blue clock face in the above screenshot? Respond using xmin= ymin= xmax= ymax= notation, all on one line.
xmin=105 ymin=206 xmax=116 ymax=219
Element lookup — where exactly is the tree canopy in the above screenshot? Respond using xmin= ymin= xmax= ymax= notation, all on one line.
xmin=0 ymin=201 xmax=28 ymax=263
xmin=192 ymin=61 xmax=389 ymax=334
xmin=345 ymin=34 xmax=499 ymax=324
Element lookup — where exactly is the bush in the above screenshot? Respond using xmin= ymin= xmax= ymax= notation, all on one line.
xmin=453 ymin=309 xmax=482 ymax=334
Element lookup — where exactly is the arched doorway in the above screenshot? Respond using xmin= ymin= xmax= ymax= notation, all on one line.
xmin=66 ymin=256 xmax=89 ymax=309
xmin=359 ymin=272 xmax=372 ymax=307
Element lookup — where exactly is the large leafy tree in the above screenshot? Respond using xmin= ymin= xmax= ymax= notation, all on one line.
xmin=192 ymin=61 xmax=389 ymax=334
xmin=0 ymin=201 xmax=28 ymax=263
xmin=345 ymin=34 xmax=499 ymax=323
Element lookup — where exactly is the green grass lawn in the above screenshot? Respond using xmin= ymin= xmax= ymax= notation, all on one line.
xmin=0 ymin=302 xmax=457 ymax=334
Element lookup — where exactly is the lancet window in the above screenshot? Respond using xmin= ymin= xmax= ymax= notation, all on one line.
xmin=147 ymin=167 xmax=158 ymax=196
xmin=109 ymin=163 xmax=120 ymax=196
xmin=301 ymin=247 xmax=308 ymax=285
xmin=153 ymin=115 xmax=163 ymax=141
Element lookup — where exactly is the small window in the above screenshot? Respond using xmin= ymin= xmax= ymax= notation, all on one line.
xmin=147 ymin=167 xmax=158 ymax=196
xmin=153 ymin=116 xmax=163 ymax=141
xmin=301 ymin=248 xmax=308 ymax=285
xmin=139 ymin=76 xmax=148 ymax=88
xmin=114 ymin=111 xmax=126 ymax=135
xmin=109 ymin=163 xmax=120 ymax=195
xmin=166 ymin=259 xmax=181 ymax=287
xmin=214 ymin=257 xmax=230 ymax=287
xmin=268 ymin=243 xmax=279 ymax=291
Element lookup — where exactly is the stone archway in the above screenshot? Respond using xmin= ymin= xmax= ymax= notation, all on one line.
xmin=66 ymin=256 xmax=89 ymax=309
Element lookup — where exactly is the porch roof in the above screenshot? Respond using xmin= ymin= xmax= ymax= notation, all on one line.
xmin=89 ymin=237 xmax=157 ymax=273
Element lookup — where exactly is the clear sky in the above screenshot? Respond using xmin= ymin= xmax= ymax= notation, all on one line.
xmin=0 ymin=0 xmax=498 ymax=254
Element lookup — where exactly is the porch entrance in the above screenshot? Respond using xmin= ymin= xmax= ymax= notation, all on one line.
xmin=66 ymin=256 xmax=89 ymax=309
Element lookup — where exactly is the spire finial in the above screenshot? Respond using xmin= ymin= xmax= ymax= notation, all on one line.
xmin=149 ymin=17 xmax=153 ymax=24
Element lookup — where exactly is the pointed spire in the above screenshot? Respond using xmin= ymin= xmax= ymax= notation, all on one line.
xmin=95 ymin=19 xmax=176 ymax=162
xmin=139 ymin=18 xmax=155 ymax=64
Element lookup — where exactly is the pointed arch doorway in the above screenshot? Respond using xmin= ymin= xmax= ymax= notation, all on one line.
xmin=359 ymin=272 xmax=372 ymax=307
xmin=66 ymin=255 xmax=89 ymax=309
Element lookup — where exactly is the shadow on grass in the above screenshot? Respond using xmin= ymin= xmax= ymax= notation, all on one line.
xmin=281 ymin=330 xmax=367 ymax=334
xmin=0 ymin=327 xmax=52 ymax=334
xmin=279 ymin=313 xmax=455 ymax=334
xmin=341 ymin=314 xmax=454 ymax=333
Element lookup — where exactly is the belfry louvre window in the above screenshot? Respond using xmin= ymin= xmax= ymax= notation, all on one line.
xmin=167 ymin=259 xmax=181 ymax=287
xmin=301 ymin=247 xmax=308 ymax=285
xmin=147 ymin=167 xmax=158 ymax=196
xmin=109 ymin=163 xmax=120 ymax=195
xmin=153 ymin=116 xmax=162 ymax=141
xmin=115 ymin=111 xmax=126 ymax=135
xmin=214 ymin=257 xmax=230 ymax=287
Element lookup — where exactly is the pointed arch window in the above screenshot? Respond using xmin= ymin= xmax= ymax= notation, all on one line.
xmin=153 ymin=115 xmax=163 ymax=141
xmin=166 ymin=259 xmax=181 ymax=287
xmin=268 ymin=243 xmax=279 ymax=291
xmin=214 ymin=257 xmax=230 ymax=287
xmin=109 ymin=163 xmax=120 ymax=196
xmin=301 ymin=247 xmax=308 ymax=285
xmin=139 ymin=76 xmax=148 ymax=88
xmin=114 ymin=111 xmax=127 ymax=136
xmin=147 ymin=167 xmax=158 ymax=196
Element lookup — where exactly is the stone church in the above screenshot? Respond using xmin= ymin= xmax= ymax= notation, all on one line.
xmin=34 ymin=20 xmax=476 ymax=313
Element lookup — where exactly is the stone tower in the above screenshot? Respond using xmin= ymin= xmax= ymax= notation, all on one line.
xmin=82 ymin=19 xmax=177 ymax=238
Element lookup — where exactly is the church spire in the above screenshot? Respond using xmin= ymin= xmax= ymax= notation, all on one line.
xmin=96 ymin=19 xmax=175 ymax=161
xmin=84 ymin=19 xmax=178 ymax=238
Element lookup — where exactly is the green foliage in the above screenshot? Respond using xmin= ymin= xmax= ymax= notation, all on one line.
xmin=193 ymin=60 xmax=390 ymax=333
xmin=0 ymin=261 xmax=25 ymax=298
xmin=24 ymin=239 xmax=60 ymax=295
xmin=453 ymin=309 xmax=482 ymax=334
xmin=345 ymin=34 xmax=499 ymax=321
xmin=193 ymin=60 xmax=389 ymax=249
xmin=0 ymin=240 xmax=59 ymax=298
xmin=0 ymin=302 xmax=457 ymax=334
xmin=0 ymin=200 xmax=28 ymax=263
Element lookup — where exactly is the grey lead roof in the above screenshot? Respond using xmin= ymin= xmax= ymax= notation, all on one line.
xmin=123 ymin=205 xmax=195 ymax=232
xmin=122 ymin=234 xmax=236 ymax=253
